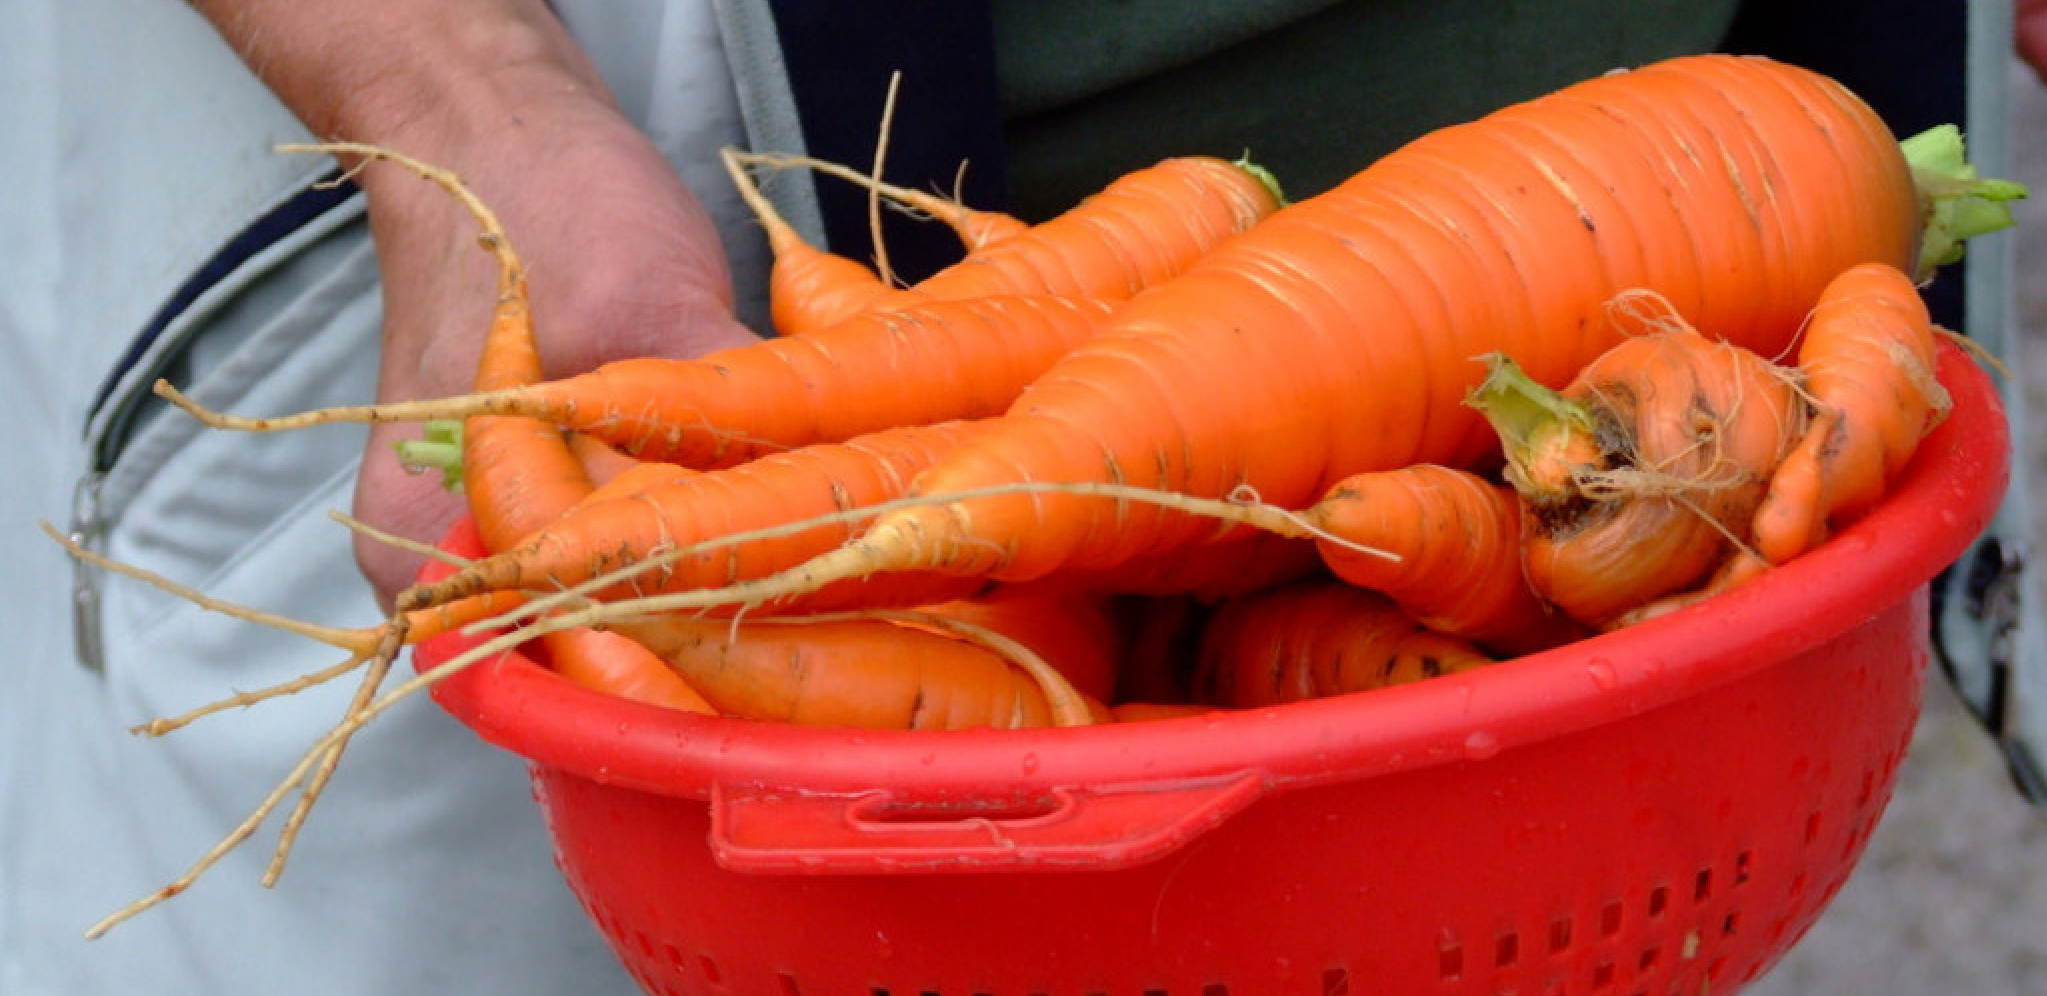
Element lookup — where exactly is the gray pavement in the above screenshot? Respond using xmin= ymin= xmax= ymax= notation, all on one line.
xmin=1743 ymin=58 xmax=2047 ymax=996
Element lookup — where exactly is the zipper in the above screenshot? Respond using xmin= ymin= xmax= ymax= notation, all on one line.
xmin=70 ymin=471 xmax=108 ymax=672
xmin=67 ymin=167 xmax=361 ymax=671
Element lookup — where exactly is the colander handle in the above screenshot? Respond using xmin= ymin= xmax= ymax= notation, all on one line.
xmin=709 ymin=771 xmax=1268 ymax=873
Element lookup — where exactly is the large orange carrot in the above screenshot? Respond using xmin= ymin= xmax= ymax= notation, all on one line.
xmin=1188 ymin=579 xmax=1494 ymax=708
xmin=1750 ymin=262 xmax=1952 ymax=565
xmin=638 ymin=55 xmax=2009 ymax=616
xmin=1466 ymin=294 xmax=1805 ymax=629
xmin=162 ymin=293 xmax=1115 ymax=470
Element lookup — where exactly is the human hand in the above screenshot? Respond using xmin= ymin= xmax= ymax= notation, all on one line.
xmin=190 ymin=0 xmax=762 ymax=609
xmin=348 ymin=92 xmax=762 ymax=609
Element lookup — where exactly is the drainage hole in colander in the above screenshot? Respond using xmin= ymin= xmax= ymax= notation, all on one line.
xmin=1321 ymin=965 xmax=1351 ymax=995
xmin=1438 ymin=938 xmax=1464 ymax=981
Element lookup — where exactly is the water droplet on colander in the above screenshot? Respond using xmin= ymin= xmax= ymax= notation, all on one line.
xmin=1462 ymin=729 xmax=1502 ymax=760
xmin=1020 ymin=752 xmax=1040 ymax=775
xmin=1586 ymin=658 xmax=1619 ymax=690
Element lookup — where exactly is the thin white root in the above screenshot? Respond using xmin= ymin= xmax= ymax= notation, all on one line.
xmin=41 ymin=520 xmax=377 ymax=654
xmin=469 ymin=480 xmax=1401 ymax=636
xmin=866 ymin=71 xmax=902 ymax=287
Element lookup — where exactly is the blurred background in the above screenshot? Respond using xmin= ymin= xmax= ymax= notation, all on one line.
xmin=1745 ymin=53 xmax=2047 ymax=996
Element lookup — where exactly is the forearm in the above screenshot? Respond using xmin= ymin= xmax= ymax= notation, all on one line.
xmin=186 ymin=0 xmax=613 ymax=148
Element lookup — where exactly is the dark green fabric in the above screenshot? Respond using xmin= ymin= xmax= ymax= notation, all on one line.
xmin=992 ymin=0 xmax=1741 ymax=220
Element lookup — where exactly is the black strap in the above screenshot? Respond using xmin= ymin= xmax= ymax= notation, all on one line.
xmin=764 ymin=0 xmax=1009 ymax=283
xmin=86 ymin=169 xmax=361 ymax=464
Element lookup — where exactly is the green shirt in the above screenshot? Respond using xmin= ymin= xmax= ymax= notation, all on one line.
xmin=992 ymin=0 xmax=1741 ymax=219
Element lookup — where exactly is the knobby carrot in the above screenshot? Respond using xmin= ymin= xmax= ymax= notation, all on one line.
xmin=161 ymin=293 xmax=1116 ymax=470
xmin=1750 ymin=262 xmax=1952 ymax=566
xmin=616 ymin=55 xmax=2006 ymax=622
xmin=1188 ymin=579 xmax=1494 ymax=708
xmin=1466 ymin=291 xmax=1806 ymax=629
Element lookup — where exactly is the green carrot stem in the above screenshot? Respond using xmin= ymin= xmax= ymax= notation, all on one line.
xmin=394 ymin=420 xmax=466 ymax=492
xmin=1464 ymin=352 xmax=1602 ymax=499
xmin=1903 ymin=124 xmax=2029 ymax=280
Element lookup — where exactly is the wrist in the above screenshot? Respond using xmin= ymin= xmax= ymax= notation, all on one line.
xmin=192 ymin=0 xmax=616 ymax=154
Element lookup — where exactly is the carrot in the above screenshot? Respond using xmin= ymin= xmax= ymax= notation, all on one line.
xmin=162 ymin=293 xmax=1115 ymax=470
xmin=624 ymin=55 xmax=2008 ymax=620
xmin=1749 ymin=262 xmax=1951 ymax=566
xmin=732 ymin=148 xmax=1029 ymax=250
xmin=724 ymin=148 xmax=1283 ymax=335
xmin=910 ymin=592 xmax=1123 ymax=703
xmin=1288 ymin=465 xmax=1590 ymax=656
xmin=1188 ymin=578 xmax=1494 ymax=708
xmin=346 ymin=142 xmax=712 ymax=716
xmin=721 ymin=148 xmax=919 ymax=336
xmin=606 ymin=609 xmax=1102 ymax=729
xmin=1465 ymin=290 xmax=1806 ymax=629
xmin=566 ymin=432 xmax=655 ymax=489
xmin=406 ymin=419 xmax=1003 ymax=615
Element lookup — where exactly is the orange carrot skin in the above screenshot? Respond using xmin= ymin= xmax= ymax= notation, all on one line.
xmin=1306 ymin=465 xmax=1589 ymax=656
xmin=607 ymin=615 xmax=1100 ymax=730
xmin=766 ymin=240 xmax=909 ymax=339
xmin=1504 ymin=327 xmax=1804 ymax=629
xmin=1750 ymin=262 xmax=1951 ymax=564
xmin=1189 ymin=579 xmax=1493 ymax=708
xmin=456 ymin=262 xmax=712 ymax=714
xmin=916 ymin=593 xmax=1122 ymax=703
xmin=566 ymin=433 xmax=655 ymax=489
xmin=912 ymin=157 xmax=1281 ymax=299
xmin=407 ymin=420 xmax=1001 ymax=614
xmin=517 ymin=294 xmax=1112 ymax=468
xmin=462 ymin=275 xmax=592 ymax=555
xmin=867 ymin=55 xmax=1919 ymax=587
xmin=788 ymin=157 xmax=1281 ymax=334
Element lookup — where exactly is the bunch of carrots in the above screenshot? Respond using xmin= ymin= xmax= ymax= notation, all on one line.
xmin=67 ymin=53 xmax=2026 ymax=933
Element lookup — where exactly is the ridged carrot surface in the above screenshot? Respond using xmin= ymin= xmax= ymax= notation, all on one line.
xmin=769 ymin=55 xmax=1922 ymax=597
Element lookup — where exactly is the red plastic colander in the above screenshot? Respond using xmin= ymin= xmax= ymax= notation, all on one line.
xmin=418 ymin=343 xmax=2008 ymax=996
